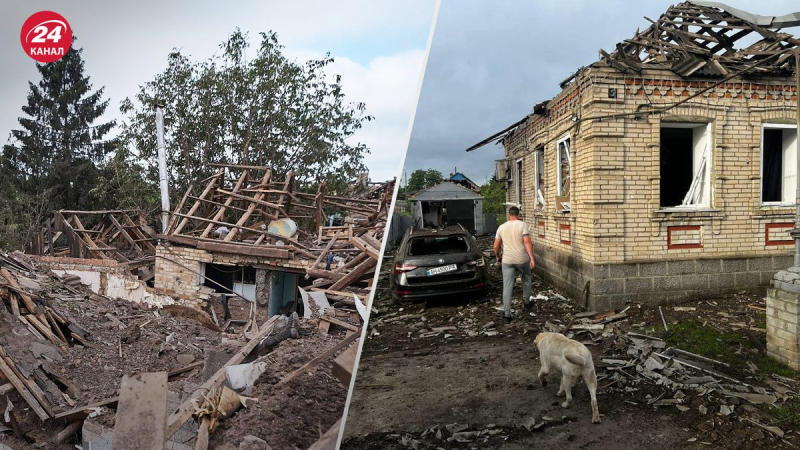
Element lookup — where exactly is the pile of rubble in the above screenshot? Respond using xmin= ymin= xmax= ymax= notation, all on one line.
xmin=0 ymin=249 xmax=361 ymax=449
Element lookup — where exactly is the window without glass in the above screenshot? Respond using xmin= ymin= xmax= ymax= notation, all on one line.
xmin=534 ymin=148 xmax=545 ymax=207
xmin=515 ymin=159 xmax=523 ymax=203
xmin=556 ymin=137 xmax=571 ymax=211
xmin=762 ymin=124 xmax=798 ymax=205
xmin=659 ymin=123 xmax=711 ymax=208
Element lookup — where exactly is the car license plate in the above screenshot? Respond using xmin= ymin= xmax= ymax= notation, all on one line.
xmin=426 ymin=264 xmax=457 ymax=276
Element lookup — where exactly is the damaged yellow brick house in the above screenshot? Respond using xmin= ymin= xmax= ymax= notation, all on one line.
xmin=469 ymin=1 xmax=800 ymax=310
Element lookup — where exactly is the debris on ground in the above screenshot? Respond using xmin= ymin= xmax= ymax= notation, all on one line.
xmin=343 ymin=236 xmax=799 ymax=449
xmin=0 ymin=246 xmax=363 ymax=449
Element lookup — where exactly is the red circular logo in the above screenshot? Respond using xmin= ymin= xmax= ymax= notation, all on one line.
xmin=20 ymin=11 xmax=72 ymax=63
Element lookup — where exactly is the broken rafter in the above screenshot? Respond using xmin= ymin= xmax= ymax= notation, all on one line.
xmin=601 ymin=2 xmax=799 ymax=76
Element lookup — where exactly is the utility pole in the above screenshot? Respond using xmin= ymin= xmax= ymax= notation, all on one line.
xmin=156 ymin=104 xmax=170 ymax=234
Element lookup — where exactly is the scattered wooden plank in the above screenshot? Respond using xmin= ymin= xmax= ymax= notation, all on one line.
xmin=165 ymin=316 xmax=281 ymax=440
xmin=0 ymin=347 xmax=49 ymax=421
xmin=276 ymin=330 xmax=361 ymax=387
xmin=332 ymin=345 xmax=357 ymax=386
xmin=167 ymin=361 xmax=203 ymax=379
xmin=0 ymin=268 xmax=37 ymax=313
xmin=330 ymin=259 xmax=376 ymax=291
xmin=307 ymin=419 xmax=341 ymax=450
xmin=321 ymin=315 xmax=359 ymax=332
xmin=54 ymin=419 xmax=83 ymax=445
xmin=54 ymin=397 xmax=119 ymax=421
xmin=349 ymin=236 xmax=379 ymax=260
xmin=112 ymin=372 xmax=168 ymax=450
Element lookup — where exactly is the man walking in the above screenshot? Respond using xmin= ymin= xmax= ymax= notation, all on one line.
xmin=493 ymin=206 xmax=535 ymax=323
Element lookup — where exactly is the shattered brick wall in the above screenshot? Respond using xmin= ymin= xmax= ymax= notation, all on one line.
xmin=154 ymin=244 xmax=215 ymax=307
xmin=154 ymin=244 xmax=302 ymax=308
xmin=33 ymin=256 xmax=177 ymax=308
xmin=504 ymin=66 xmax=797 ymax=309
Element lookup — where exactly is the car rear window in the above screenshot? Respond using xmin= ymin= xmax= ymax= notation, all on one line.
xmin=408 ymin=235 xmax=470 ymax=256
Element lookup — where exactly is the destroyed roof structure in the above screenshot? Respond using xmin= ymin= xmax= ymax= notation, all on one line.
xmin=466 ymin=1 xmax=800 ymax=312
xmin=448 ymin=172 xmax=481 ymax=193
xmin=598 ymin=1 xmax=800 ymax=78
xmin=155 ymin=163 xmax=392 ymax=309
xmin=26 ymin=210 xmax=158 ymax=282
xmin=408 ymin=182 xmax=485 ymax=235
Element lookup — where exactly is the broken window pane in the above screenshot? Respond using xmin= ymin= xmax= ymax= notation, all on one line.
xmin=534 ymin=149 xmax=545 ymax=207
xmin=556 ymin=137 xmax=571 ymax=212
xmin=408 ymin=235 xmax=469 ymax=256
xmin=660 ymin=124 xmax=710 ymax=208
xmin=762 ymin=125 xmax=798 ymax=204
xmin=515 ymin=159 xmax=523 ymax=203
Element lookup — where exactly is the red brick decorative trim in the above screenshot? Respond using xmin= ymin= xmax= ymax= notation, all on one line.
xmin=667 ymin=225 xmax=703 ymax=249
xmin=559 ymin=224 xmax=571 ymax=245
xmin=766 ymin=223 xmax=794 ymax=246
xmin=538 ymin=221 xmax=546 ymax=238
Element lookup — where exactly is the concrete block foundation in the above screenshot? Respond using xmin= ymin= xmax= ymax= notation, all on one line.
xmin=533 ymin=245 xmax=785 ymax=311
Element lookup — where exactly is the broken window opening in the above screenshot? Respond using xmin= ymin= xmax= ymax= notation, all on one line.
xmin=534 ymin=149 xmax=545 ymax=208
xmin=556 ymin=136 xmax=571 ymax=212
xmin=203 ymin=263 xmax=257 ymax=301
xmin=761 ymin=124 xmax=798 ymax=205
xmin=515 ymin=159 xmax=523 ymax=204
xmin=659 ymin=123 xmax=711 ymax=208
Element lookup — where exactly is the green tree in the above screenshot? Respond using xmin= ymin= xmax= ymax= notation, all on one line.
xmin=405 ymin=168 xmax=443 ymax=193
xmin=1 ymin=40 xmax=116 ymax=212
xmin=90 ymin=143 xmax=160 ymax=212
xmin=481 ymin=176 xmax=507 ymax=224
xmin=119 ymin=29 xmax=373 ymax=197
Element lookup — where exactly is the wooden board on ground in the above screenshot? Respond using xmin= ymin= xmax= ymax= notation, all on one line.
xmin=320 ymin=315 xmax=359 ymax=332
xmin=111 ymin=372 xmax=168 ymax=450
xmin=332 ymin=345 xmax=357 ymax=385
xmin=165 ymin=315 xmax=281 ymax=439
xmin=307 ymin=419 xmax=341 ymax=450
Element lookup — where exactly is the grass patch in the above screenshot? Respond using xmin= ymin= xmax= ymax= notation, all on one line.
xmin=753 ymin=312 xmax=767 ymax=330
xmin=773 ymin=400 xmax=800 ymax=427
xmin=664 ymin=321 xmax=798 ymax=379
xmin=666 ymin=321 xmax=800 ymax=427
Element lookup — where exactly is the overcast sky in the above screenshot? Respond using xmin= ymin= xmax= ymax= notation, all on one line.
xmin=0 ymin=1 xmax=436 ymax=182
xmin=404 ymin=0 xmax=800 ymax=186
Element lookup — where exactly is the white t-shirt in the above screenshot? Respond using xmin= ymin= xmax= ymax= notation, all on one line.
xmin=497 ymin=219 xmax=531 ymax=265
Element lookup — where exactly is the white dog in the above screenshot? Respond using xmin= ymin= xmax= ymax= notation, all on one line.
xmin=534 ymin=332 xmax=601 ymax=424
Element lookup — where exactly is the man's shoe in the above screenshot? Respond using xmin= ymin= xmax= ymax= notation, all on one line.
xmin=524 ymin=301 xmax=534 ymax=310
xmin=503 ymin=315 xmax=513 ymax=324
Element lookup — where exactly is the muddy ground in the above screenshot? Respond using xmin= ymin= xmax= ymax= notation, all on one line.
xmin=341 ymin=238 xmax=797 ymax=449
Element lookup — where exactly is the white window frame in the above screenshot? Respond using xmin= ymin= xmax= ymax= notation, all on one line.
xmin=760 ymin=123 xmax=798 ymax=207
xmin=556 ymin=136 xmax=571 ymax=196
xmin=659 ymin=123 xmax=712 ymax=210
xmin=534 ymin=149 xmax=545 ymax=207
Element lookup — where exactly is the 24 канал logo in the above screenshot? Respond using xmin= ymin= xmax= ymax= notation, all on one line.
xmin=20 ymin=11 xmax=72 ymax=63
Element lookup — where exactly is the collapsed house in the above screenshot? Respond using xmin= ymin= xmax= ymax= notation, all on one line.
xmin=155 ymin=163 xmax=391 ymax=316
xmin=1 ymin=164 xmax=391 ymax=448
xmin=468 ymin=1 xmax=800 ymax=310
xmin=27 ymin=210 xmax=158 ymax=282
xmin=0 ymin=250 xmax=362 ymax=449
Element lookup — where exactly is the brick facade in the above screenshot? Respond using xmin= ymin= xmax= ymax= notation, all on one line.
xmin=154 ymin=243 xmax=311 ymax=306
xmin=504 ymin=66 xmax=798 ymax=309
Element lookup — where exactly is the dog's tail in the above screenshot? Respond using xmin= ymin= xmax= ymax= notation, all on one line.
xmin=564 ymin=349 xmax=587 ymax=367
